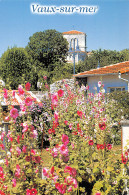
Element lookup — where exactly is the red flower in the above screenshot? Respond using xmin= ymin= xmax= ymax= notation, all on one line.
xmin=88 ymin=140 xmax=94 ymax=146
xmin=0 ymin=190 xmax=5 ymax=195
xmin=99 ymin=122 xmax=106 ymax=130
xmin=35 ymin=156 xmax=41 ymax=163
xmin=106 ymin=144 xmax=112 ymax=150
xmin=77 ymin=111 xmax=83 ymax=118
xmin=25 ymin=82 xmax=31 ymax=91
xmin=121 ymin=154 xmax=128 ymax=164
xmin=57 ymin=89 xmax=64 ymax=97
xmin=31 ymin=188 xmax=37 ymax=195
xmin=25 ymin=97 xmax=33 ymax=106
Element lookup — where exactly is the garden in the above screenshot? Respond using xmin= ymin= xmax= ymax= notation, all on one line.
xmin=0 ymin=78 xmax=128 ymax=195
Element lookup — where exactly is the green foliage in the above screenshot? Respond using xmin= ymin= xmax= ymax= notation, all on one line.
xmin=26 ymin=29 xmax=68 ymax=69
xmin=84 ymin=49 xmax=129 ymax=71
xmin=0 ymin=47 xmax=32 ymax=89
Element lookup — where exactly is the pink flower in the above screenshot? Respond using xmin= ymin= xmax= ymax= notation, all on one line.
xmin=0 ymin=167 xmax=4 ymax=178
xmin=59 ymin=144 xmax=69 ymax=156
xmin=17 ymin=135 xmax=20 ymax=144
xmin=26 ymin=189 xmax=32 ymax=195
xmin=54 ymin=111 xmax=59 ymax=122
xmin=95 ymin=192 xmax=101 ymax=195
xmin=10 ymin=108 xmax=19 ymax=119
xmin=12 ymin=178 xmax=16 ymax=187
xmin=51 ymin=147 xmax=58 ymax=158
xmin=31 ymin=149 xmax=36 ymax=155
xmin=16 ymin=147 xmax=21 ymax=156
xmin=43 ymin=76 xmax=47 ymax=80
xmin=99 ymin=122 xmax=106 ymax=130
xmin=98 ymin=81 xmax=102 ymax=87
xmin=22 ymin=145 xmax=27 ymax=153
xmin=57 ymin=89 xmax=64 ymax=97
xmin=43 ymin=167 xmax=49 ymax=177
xmin=64 ymin=120 xmax=68 ymax=125
xmin=62 ymin=134 xmax=69 ymax=145
xmin=15 ymin=164 xmax=21 ymax=178
xmin=18 ymin=85 xmax=25 ymax=96
xmin=25 ymin=97 xmax=33 ymax=106
xmin=55 ymin=183 xmax=67 ymax=194
xmin=3 ymin=88 xmax=8 ymax=99
xmin=51 ymin=94 xmax=58 ymax=106
xmin=22 ymin=123 xmax=29 ymax=133
xmin=64 ymin=166 xmax=73 ymax=175
xmin=88 ymin=140 xmax=94 ymax=146
xmin=25 ymin=82 xmax=31 ymax=91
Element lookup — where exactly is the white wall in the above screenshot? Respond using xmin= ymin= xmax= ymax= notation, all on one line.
xmin=86 ymin=73 xmax=129 ymax=93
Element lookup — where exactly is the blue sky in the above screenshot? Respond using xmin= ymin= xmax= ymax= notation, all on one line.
xmin=0 ymin=0 xmax=129 ymax=57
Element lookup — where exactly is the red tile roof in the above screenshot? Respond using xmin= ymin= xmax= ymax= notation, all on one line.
xmin=1 ymin=90 xmax=40 ymax=106
xmin=62 ymin=30 xmax=85 ymax=35
xmin=74 ymin=61 xmax=129 ymax=77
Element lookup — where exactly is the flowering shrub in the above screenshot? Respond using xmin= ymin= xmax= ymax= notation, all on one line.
xmin=0 ymin=79 xmax=128 ymax=194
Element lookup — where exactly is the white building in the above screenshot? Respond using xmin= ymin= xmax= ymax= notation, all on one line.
xmin=74 ymin=61 xmax=129 ymax=93
xmin=62 ymin=30 xmax=87 ymax=64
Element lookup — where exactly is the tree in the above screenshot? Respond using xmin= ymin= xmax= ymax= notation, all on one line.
xmin=26 ymin=29 xmax=69 ymax=71
xmin=0 ymin=47 xmax=32 ymax=89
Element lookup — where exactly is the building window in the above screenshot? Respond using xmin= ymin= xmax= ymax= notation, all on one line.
xmin=108 ymin=87 xmax=125 ymax=93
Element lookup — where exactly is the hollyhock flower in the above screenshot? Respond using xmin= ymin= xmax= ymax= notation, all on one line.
xmin=51 ymin=94 xmax=58 ymax=106
xmin=100 ymin=144 xmax=105 ymax=150
xmin=31 ymin=149 xmax=36 ymax=155
xmin=72 ymin=178 xmax=78 ymax=188
xmin=69 ymin=123 xmax=73 ymax=130
xmin=64 ymin=176 xmax=73 ymax=185
xmin=22 ymin=145 xmax=27 ymax=153
xmin=55 ymin=183 xmax=67 ymax=194
xmin=64 ymin=166 xmax=73 ymax=175
xmin=64 ymin=120 xmax=68 ymax=125
xmin=51 ymin=147 xmax=58 ymax=158
xmin=35 ymin=156 xmax=41 ymax=163
xmin=0 ymin=144 xmax=4 ymax=150
xmin=62 ymin=134 xmax=69 ymax=145
xmin=0 ymin=190 xmax=5 ymax=195
xmin=26 ymin=189 xmax=32 ymax=195
xmin=43 ymin=167 xmax=49 ymax=177
xmin=98 ymin=81 xmax=102 ymax=87
xmin=99 ymin=122 xmax=106 ymax=130
xmin=18 ymin=85 xmax=25 ymax=96
xmin=95 ymin=192 xmax=101 ymax=195
xmin=22 ymin=123 xmax=29 ymax=133
xmin=107 ymin=144 xmax=112 ymax=150
xmin=3 ymin=88 xmax=8 ymax=99
xmin=59 ymin=144 xmax=69 ymax=156
xmin=97 ymin=144 xmax=100 ymax=150
xmin=121 ymin=154 xmax=128 ymax=164
xmin=25 ymin=82 xmax=31 ymax=91
xmin=48 ymin=128 xmax=55 ymax=134
xmin=17 ymin=135 xmax=20 ymax=144
xmin=68 ymin=186 xmax=72 ymax=192
xmin=88 ymin=140 xmax=94 ymax=146
xmin=25 ymin=156 xmax=31 ymax=162
xmin=25 ymin=97 xmax=33 ymax=106
xmin=16 ymin=147 xmax=21 ymax=156
xmin=15 ymin=164 xmax=21 ymax=178
xmin=50 ymin=166 xmax=54 ymax=176
xmin=54 ymin=111 xmax=59 ymax=122
xmin=12 ymin=90 xmax=15 ymax=99
xmin=10 ymin=108 xmax=19 ymax=119
xmin=43 ymin=76 xmax=47 ymax=80
xmin=86 ymin=85 xmax=89 ymax=90
xmin=57 ymin=89 xmax=64 ymax=97
xmin=12 ymin=178 xmax=16 ymax=187
xmin=77 ymin=111 xmax=83 ymax=118
xmin=0 ymin=167 xmax=4 ymax=178
xmin=20 ymin=104 xmax=26 ymax=112
xmin=5 ymin=158 xmax=8 ymax=167
xmin=31 ymin=188 xmax=37 ymax=195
